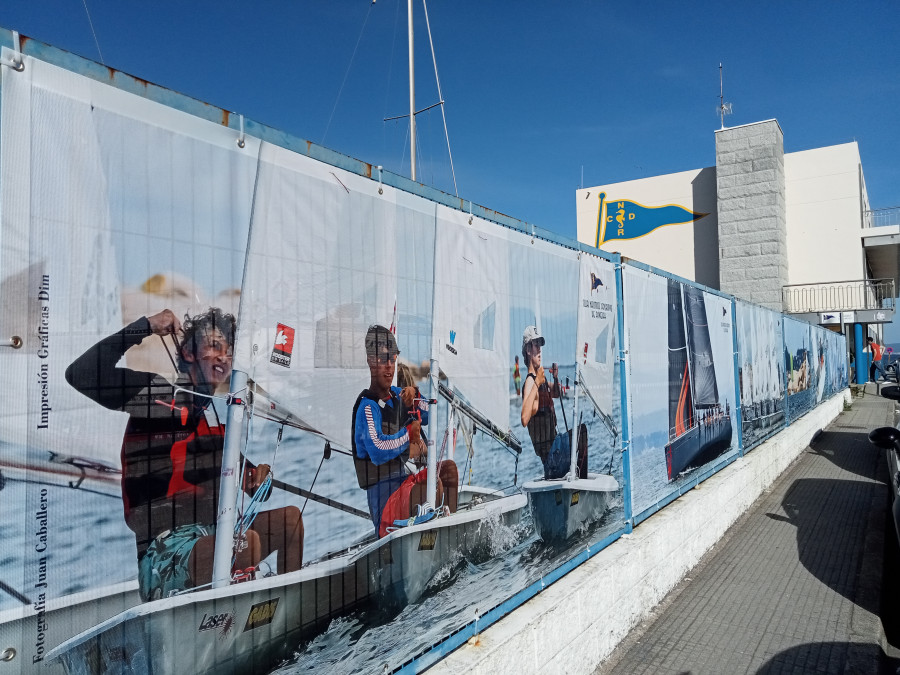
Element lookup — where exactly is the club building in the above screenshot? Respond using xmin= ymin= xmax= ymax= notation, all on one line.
xmin=575 ymin=119 xmax=900 ymax=383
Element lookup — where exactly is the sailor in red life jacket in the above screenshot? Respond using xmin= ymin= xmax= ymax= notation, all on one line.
xmin=65 ymin=308 xmax=303 ymax=600
xmin=352 ymin=324 xmax=458 ymax=537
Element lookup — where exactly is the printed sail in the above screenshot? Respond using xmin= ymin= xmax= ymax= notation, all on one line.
xmin=667 ymin=279 xmax=693 ymax=437
xmin=431 ymin=207 xmax=510 ymax=434
xmin=232 ymin=142 xmax=429 ymax=451
xmin=683 ymin=285 xmax=718 ymax=408
xmin=576 ymin=254 xmax=617 ymax=427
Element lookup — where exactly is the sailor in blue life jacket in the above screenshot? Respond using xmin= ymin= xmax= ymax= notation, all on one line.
xmin=351 ymin=324 xmax=458 ymax=537
xmin=520 ymin=325 xmax=587 ymax=480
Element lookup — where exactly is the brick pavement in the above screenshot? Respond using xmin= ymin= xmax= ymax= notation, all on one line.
xmin=596 ymin=387 xmax=897 ymax=675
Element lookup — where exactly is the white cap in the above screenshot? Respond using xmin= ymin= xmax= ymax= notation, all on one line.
xmin=522 ymin=325 xmax=545 ymax=348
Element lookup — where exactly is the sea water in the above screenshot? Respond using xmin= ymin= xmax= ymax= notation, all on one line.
xmin=0 ymin=364 xmax=625 ymax=673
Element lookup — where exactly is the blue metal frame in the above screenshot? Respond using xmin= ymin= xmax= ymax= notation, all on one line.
xmin=620 ymin=257 xmax=735 ymax=302
xmin=854 ymin=323 xmax=866 ymax=385
xmin=731 ymin=299 xmax=745 ymax=457
xmin=632 ymin=450 xmax=740 ymax=526
xmin=783 ymin=314 xmax=792 ymax=426
xmin=613 ymin=253 xmax=633 ymax=532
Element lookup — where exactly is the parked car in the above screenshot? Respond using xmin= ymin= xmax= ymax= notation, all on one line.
xmin=868 ymin=386 xmax=900 ymax=545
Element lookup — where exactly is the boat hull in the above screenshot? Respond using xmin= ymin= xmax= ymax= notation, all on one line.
xmin=665 ymin=416 xmax=733 ymax=481
xmin=47 ymin=491 xmax=528 ymax=675
xmin=523 ymin=474 xmax=618 ymax=543
xmin=352 ymin=490 xmax=527 ymax=607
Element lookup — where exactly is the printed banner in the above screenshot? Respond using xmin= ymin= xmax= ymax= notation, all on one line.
xmin=0 ymin=53 xmax=258 ymax=671
xmin=735 ymin=300 xmax=786 ymax=450
xmin=624 ymin=266 xmax=738 ymax=519
xmin=784 ymin=317 xmax=817 ymax=423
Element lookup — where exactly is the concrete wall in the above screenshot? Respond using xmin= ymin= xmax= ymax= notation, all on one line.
xmin=431 ymin=392 xmax=847 ymax=675
xmin=716 ymin=120 xmax=787 ymax=311
xmin=784 ymin=143 xmax=865 ymax=285
xmin=575 ymin=168 xmax=719 ymax=287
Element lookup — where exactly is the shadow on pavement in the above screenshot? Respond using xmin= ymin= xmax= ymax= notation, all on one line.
xmin=765 ymin=476 xmax=885 ymax=615
xmin=808 ymin=430 xmax=881 ymax=481
xmin=754 ymin=641 xmax=892 ymax=674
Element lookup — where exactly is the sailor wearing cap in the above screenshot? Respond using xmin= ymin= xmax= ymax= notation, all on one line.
xmin=351 ymin=325 xmax=458 ymax=537
xmin=520 ymin=326 xmax=587 ymax=479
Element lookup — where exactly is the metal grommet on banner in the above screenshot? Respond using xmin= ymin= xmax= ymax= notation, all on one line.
xmin=1 ymin=31 xmax=24 ymax=71
xmin=468 ymin=201 xmax=473 ymax=225
xmin=237 ymin=114 xmax=245 ymax=149
xmin=2 ymin=336 xmax=22 ymax=349
xmin=377 ymin=166 xmax=383 ymax=195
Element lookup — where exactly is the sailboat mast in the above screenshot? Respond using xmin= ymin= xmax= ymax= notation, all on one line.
xmin=212 ymin=369 xmax=249 ymax=588
xmin=408 ymin=0 xmax=417 ymax=181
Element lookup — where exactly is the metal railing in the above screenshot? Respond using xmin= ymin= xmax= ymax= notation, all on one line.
xmin=864 ymin=206 xmax=900 ymax=229
xmin=782 ymin=278 xmax=895 ymax=313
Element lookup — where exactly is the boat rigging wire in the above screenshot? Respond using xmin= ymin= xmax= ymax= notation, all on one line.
xmin=322 ymin=1 xmax=375 ymax=146
xmin=0 ymin=579 xmax=30 ymax=605
xmin=421 ymin=0 xmax=458 ymax=196
xmin=80 ymin=0 xmax=105 ymax=66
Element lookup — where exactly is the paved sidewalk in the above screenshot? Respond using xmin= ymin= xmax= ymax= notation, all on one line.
xmin=596 ymin=386 xmax=897 ymax=675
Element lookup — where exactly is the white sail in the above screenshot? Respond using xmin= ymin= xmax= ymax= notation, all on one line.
xmin=432 ymin=206 xmax=510 ymax=433
xmin=0 ymin=55 xmax=124 ymax=468
xmin=232 ymin=143 xmax=437 ymax=450
xmin=576 ymin=254 xmax=617 ymax=425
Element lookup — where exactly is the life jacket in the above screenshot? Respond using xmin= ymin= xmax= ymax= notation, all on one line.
xmin=525 ymin=373 xmax=557 ymax=460
xmin=351 ymin=389 xmax=411 ymax=489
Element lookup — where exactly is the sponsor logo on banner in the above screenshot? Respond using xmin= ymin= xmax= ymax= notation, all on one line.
xmin=199 ymin=611 xmax=235 ymax=640
xmin=270 ymin=324 xmax=295 ymax=367
xmin=445 ymin=329 xmax=457 ymax=356
xmin=243 ymin=598 xmax=279 ymax=632
xmin=590 ymin=272 xmax=604 ymax=293
xmin=595 ymin=192 xmax=708 ymax=246
xmin=418 ymin=530 xmax=437 ymax=551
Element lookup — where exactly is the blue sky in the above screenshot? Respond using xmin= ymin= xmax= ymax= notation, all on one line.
xmin=3 ymin=2 xmax=899 ymax=244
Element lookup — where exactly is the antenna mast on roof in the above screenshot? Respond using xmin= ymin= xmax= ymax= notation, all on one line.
xmin=718 ymin=63 xmax=733 ymax=129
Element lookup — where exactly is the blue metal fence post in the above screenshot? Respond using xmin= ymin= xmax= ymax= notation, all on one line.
xmin=731 ymin=300 xmax=744 ymax=457
xmin=614 ymin=254 xmax=633 ymax=533
xmin=783 ymin=315 xmax=791 ymax=426
xmin=854 ymin=323 xmax=866 ymax=384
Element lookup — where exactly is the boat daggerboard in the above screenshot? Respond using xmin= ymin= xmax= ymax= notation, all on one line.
xmin=576 ymin=254 xmax=618 ymax=433
xmin=431 ymin=206 xmax=511 ymax=440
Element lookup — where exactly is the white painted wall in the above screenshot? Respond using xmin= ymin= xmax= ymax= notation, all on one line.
xmin=784 ymin=142 xmax=865 ymax=285
xmin=576 ymin=137 xmax=869 ymax=294
xmin=575 ymin=167 xmax=718 ymax=287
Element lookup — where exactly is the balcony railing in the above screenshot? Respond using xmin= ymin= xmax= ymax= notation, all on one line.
xmin=864 ymin=206 xmax=900 ymax=229
xmin=782 ymin=278 xmax=895 ymax=314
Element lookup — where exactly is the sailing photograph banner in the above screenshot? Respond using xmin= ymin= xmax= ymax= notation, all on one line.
xmin=823 ymin=329 xmax=848 ymax=399
xmin=735 ymin=300 xmax=786 ymax=451
xmin=784 ymin=316 xmax=818 ymax=423
xmin=623 ymin=266 xmax=738 ymax=519
xmin=0 ymin=53 xmax=258 ymax=668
